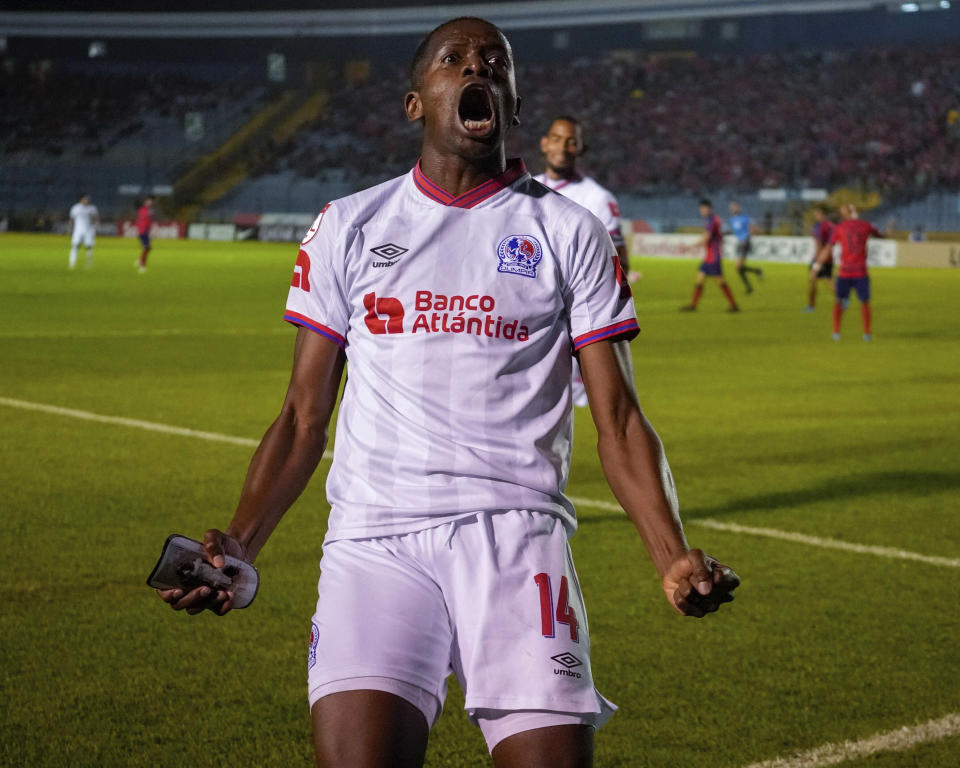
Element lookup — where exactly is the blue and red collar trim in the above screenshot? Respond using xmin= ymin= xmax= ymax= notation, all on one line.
xmin=413 ymin=158 xmax=527 ymax=208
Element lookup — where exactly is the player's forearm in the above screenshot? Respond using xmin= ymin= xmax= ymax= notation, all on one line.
xmin=596 ymin=410 xmax=688 ymax=577
xmin=616 ymin=245 xmax=630 ymax=276
xmin=227 ymin=405 xmax=328 ymax=561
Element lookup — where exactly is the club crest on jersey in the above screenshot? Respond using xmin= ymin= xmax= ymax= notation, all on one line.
xmin=497 ymin=235 xmax=543 ymax=278
xmin=308 ymin=622 xmax=319 ymax=670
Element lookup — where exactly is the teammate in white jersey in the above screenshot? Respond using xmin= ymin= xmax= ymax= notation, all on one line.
xmin=534 ymin=116 xmax=639 ymax=406
xmin=157 ymin=18 xmax=739 ymax=768
xmin=68 ymin=194 xmax=99 ymax=269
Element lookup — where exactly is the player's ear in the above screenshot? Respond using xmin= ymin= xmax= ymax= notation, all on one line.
xmin=579 ymin=142 xmax=589 ymax=157
xmin=405 ymin=91 xmax=423 ymax=123
xmin=511 ymin=95 xmax=522 ymax=127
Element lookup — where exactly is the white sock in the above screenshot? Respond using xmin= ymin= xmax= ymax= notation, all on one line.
xmin=69 ymin=246 xmax=78 ymax=268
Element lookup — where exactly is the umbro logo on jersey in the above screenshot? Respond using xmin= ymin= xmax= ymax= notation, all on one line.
xmin=371 ymin=243 xmax=408 ymax=268
xmin=552 ymin=652 xmax=583 ymax=678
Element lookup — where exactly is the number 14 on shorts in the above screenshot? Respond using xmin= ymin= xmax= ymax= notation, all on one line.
xmin=534 ymin=573 xmax=579 ymax=642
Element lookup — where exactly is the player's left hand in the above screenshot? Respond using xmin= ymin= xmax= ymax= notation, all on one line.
xmin=662 ymin=549 xmax=739 ymax=618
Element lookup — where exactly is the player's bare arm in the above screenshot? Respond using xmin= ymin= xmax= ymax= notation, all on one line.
xmin=578 ymin=339 xmax=738 ymax=617
xmin=812 ymin=240 xmax=835 ymax=274
xmin=615 ymin=244 xmax=630 ymax=277
xmin=156 ymin=327 xmax=345 ymax=615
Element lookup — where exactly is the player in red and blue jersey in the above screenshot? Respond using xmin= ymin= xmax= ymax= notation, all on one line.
xmin=135 ymin=196 xmax=154 ymax=273
xmin=806 ymin=204 xmax=835 ymax=311
xmin=681 ymin=199 xmax=739 ymax=312
xmin=812 ymin=204 xmax=885 ymax=340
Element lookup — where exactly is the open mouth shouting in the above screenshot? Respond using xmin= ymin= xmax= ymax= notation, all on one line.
xmin=458 ymin=83 xmax=497 ymax=138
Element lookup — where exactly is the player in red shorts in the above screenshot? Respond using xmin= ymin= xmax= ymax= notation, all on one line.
xmin=812 ymin=204 xmax=886 ymax=341
xmin=805 ymin=204 xmax=835 ymax=312
xmin=681 ymin=199 xmax=739 ymax=312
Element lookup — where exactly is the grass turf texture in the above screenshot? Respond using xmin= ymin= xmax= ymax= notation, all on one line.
xmin=1 ymin=232 xmax=958 ymax=768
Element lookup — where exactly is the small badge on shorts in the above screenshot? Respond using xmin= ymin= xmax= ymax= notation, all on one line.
xmin=497 ymin=235 xmax=543 ymax=278
xmin=308 ymin=622 xmax=319 ymax=671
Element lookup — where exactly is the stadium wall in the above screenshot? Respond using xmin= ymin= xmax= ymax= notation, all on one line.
xmin=3 ymin=5 xmax=959 ymax=63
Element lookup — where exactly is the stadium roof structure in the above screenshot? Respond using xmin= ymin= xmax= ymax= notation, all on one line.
xmin=0 ymin=0 xmax=896 ymax=38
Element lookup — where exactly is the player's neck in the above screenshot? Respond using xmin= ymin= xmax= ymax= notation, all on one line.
xmin=417 ymin=148 xmax=507 ymax=198
xmin=544 ymin=165 xmax=578 ymax=182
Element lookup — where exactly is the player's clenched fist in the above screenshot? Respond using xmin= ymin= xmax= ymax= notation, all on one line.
xmin=661 ymin=548 xmax=739 ymax=618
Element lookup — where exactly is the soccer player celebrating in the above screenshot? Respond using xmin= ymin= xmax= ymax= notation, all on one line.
xmin=135 ymin=195 xmax=154 ymax=273
xmin=681 ymin=198 xmax=739 ymax=312
xmin=156 ymin=17 xmax=739 ymax=768
xmin=533 ymin=115 xmax=637 ymax=406
xmin=68 ymin=194 xmax=99 ymax=269
xmin=806 ymin=204 xmax=835 ymax=312
xmin=728 ymin=201 xmax=762 ymax=294
xmin=812 ymin=204 xmax=885 ymax=340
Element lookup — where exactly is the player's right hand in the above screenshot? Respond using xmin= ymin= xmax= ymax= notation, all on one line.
xmin=662 ymin=549 xmax=740 ymax=618
xmin=155 ymin=529 xmax=246 ymax=616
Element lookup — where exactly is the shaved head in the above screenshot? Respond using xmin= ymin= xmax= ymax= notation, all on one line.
xmin=409 ymin=16 xmax=510 ymax=90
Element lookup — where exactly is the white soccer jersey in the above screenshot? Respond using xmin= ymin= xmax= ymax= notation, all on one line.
xmin=69 ymin=203 xmax=98 ymax=235
xmin=532 ymin=173 xmax=625 ymax=249
xmin=285 ymin=159 xmax=638 ymax=541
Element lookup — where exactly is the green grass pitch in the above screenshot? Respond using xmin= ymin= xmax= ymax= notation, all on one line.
xmin=1 ymin=232 xmax=958 ymax=767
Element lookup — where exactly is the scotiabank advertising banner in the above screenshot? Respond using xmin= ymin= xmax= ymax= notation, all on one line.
xmin=118 ymin=220 xmax=186 ymax=239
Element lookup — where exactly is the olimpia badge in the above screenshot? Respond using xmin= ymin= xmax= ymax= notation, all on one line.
xmin=497 ymin=234 xmax=543 ymax=278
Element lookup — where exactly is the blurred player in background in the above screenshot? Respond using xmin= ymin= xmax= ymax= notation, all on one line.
xmin=812 ymin=204 xmax=886 ymax=340
xmin=135 ymin=196 xmax=154 ymax=273
xmin=534 ymin=115 xmax=637 ymax=406
xmin=68 ymin=194 xmax=99 ymax=269
xmin=681 ymin=198 xmax=739 ymax=312
xmin=727 ymin=201 xmax=762 ymax=293
xmin=156 ymin=17 xmax=739 ymax=768
xmin=806 ymin=204 xmax=835 ymax=311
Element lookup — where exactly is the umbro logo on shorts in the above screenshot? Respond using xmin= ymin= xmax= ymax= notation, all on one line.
xmin=552 ymin=652 xmax=584 ymax=678
xmin=551 ymin=652 xmax=583 ymax=669
xmin=371 ymin=243 xmax=408 ymax=268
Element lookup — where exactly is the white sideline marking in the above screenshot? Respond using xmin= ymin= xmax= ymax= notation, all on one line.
xmin=0 ymin=398 xmax=953 ymax=568
xmin=0 ymin=396 xmax=332 ymax=460
xmin=568 ymin=496 xmax=960 ymax=569
xmin=742 ymin=711 xmax=960 ymax=768
xmin=694 ymin=518 xmax=960 ymax=569
xmin=0 ymin=328 xmax=288 ymax=339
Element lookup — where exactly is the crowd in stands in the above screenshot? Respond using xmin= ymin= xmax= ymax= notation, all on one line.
xmin=4 ymin=43 xmax=958 ymax=202
xmin=0 ymin=57 xmax=258 ymax=158
xmin=252 ymin=44 xmax=960 ymax=201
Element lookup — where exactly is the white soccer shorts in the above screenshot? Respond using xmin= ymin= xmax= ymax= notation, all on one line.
xmin=307 ymin=509 xmax=615 ymax=751
xmin=71 ymin=230 xmax=95 ymax=247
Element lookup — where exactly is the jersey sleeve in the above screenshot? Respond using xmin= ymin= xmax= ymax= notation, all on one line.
xmin=597 ymin=190 xmax=625 ymax=248
xmin=564 ymin=214 xmax=639 ymax=352
xmin=283 ymin=203 xmax=350 ymax=348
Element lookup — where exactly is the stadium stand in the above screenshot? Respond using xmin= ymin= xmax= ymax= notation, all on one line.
xmin=0 ymin=57 xmax=267 ymax=224
xmin=1 ymin=6 xmax=958 ymax=232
